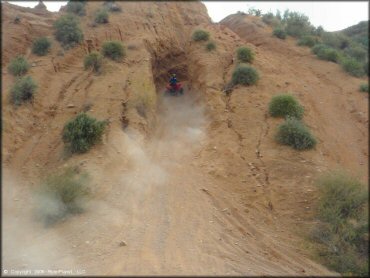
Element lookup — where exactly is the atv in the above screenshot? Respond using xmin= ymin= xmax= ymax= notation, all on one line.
xmin=165 ymin=83 xmax=184 ymax=96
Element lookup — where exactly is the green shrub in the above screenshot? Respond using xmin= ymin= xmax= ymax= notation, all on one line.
xmin=101 ymin=41 xmax=125 ymax=61
xmin=36 ymin=167 xmax=90 ymax=224
xmin=262 ymin=12 xmax=280 ymax=26
xmin=66 ymin=1 xmax=86 ymax=16
xmin=345 ymin=45 xmax=367 ymax=61
xmin=297 ymin=35 xmax=317 ymax=47
xmin=283 ymin=11 xmax=312 ymax=38
xmin=341 ymin=57 xmax=365 ymax=77
xmin=273 ymin=27 xmax=286 ymax=39
xmin=311 ymin=43 xmax=327 ymax=55
xmin=8 ymin=56 xmax=30 ymax=76
xmin=192 ymin=29 xmax=210 ymax=42
xmin=62 ymin=113 xmax=107 ymax=153
xmin=364 ymin=61 xmax=368 ymax=76
xmin=10 ymin=76 xmax=37 ymax=105
xmin=359 ymin=83 xmax=369 ymax=93
xmin=322 ymin=32 xmax=350 ymax=49
xmin=236 ymin=47 xmax=254 ymax=63
xmin=54 ymin=14 xmax=84 ymax=47
xmin=231 ymin=65 xmax=259 ymax=86
xmin=84 ymin=51 xmax=103 ymax=73
xmin=268 ymin=94 xmax=304 ymax=119
xmin=275 ymin=117 xmax=316 ymax=150
xmin=206 ymin=41 xmax=216 ymax=51
xmin=311 ymin=172 xmax=368 ymax=276
xmin=32 ymin=37 xmax=51 ymax=56
xmin=95 ymin=9 xmax=109 ymax=24
xmin=317 ymin=47 xmax=340 ymax=63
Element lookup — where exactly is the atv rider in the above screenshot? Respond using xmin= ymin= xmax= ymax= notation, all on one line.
xmin=169 ymin=73 xmax=178 ymax=90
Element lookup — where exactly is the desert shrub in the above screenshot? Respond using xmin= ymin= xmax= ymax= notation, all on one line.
xmin=206 ymin=41 xmax=216 ymax=51
xmin=192 ymin=29 xmax=210 ymax=42
xmin=359 ymin=83 xmax=369 ymax=93
xmin=35 ymin=167 xmax=90 ymax=224
xmin=54 ymin=14 xmax=83 ymax=47
xmin=283 ymin=11 xmax=312 ymax=38
xmin=311 ymin=172 xmax=368 ymax=276
xmin=66 ymin=1 xmax=86 ymax=16
xmin=248 ymin=8 xmax=261 ymax=17
xmin=231 ymin=65 xmax=259 ymax=86
xmin=268 ymin=94 xmax=304 ymax=119
xmin=312 ymin=25 xmax=324 ymax=37
xmin=95 ymin=9 xmax=109 ymax=24
xmin=297 ymin=35 xmax=317 ymax=47
xmin=32 ymin=37 xmax=52 ymax=56
xmin=364 ymin=61 xmax=369 ymax=76
xmin=84 ymin=51 xmax=103 ymax=73
xmin=9 ymin=76 xmax=37 ymax=105
xmin=237 ymin=47 xmax=254 ymax=63
xmin=62 ymin=113 xmax=107 ymax=153
xmin=104 ymin=1 xmax=122 ymax=12
xmin=101 ymin=41 xmax=125 ymax=61
xmin=275 ymin=117 xmax=316 ymax=150
xmin=341 ymin=57 xmax=365 ymax=77
xmin=317 ymin=47 xmax=340 ymax=63
xmin=311 ymin=43 xmax=327 ymax=55
xmin=273 ymin=27 xmax=286 ymax=39
xmin=8 ymin=56 xmax=30 ymax=76
xmin=321 ymin=32 xmax=350 ymax=49
xmin=262 ymin=12 xmax=280 ymax=26
xmin=344 ymin=45 xmax=368 ymax=61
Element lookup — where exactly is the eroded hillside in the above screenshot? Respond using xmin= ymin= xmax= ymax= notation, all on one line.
xmin=2 ymin=2 xmax=368 ymax=276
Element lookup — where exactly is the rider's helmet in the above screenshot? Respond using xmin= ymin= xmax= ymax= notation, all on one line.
xmin=172 ymin=73 xmax=176 ymax=77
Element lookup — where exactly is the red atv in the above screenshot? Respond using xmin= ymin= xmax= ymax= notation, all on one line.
xmin=165 ymin=83 xmax=184 ymax=96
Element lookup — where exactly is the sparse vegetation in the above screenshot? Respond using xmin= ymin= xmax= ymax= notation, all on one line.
xmin=341 ymin=57 xmax=366 ymax=77
xmin=311 ymin=43 xmax=327 ymax=55
xmin=101 ymin=41 xmax=125 ymax=61
xmin=359 ymin=83 xmax=369 ymax=93
xmin=231 ymin=65 xmax=259 ymax=86
xmin=104 ymin=1 xmax=122 ymax=12
xmin=95 ymin=9 xmax=109 ymax=24
xmin=62 ymin=113 xmax=107 ymax=153
xmin=317 ymin=47 xmax=341 ymax=63
xmin=311 ymin=172 xmax=368 ymax=276
xmin=283 ymin=11 xmax=313 ymax=38
xmin=268 ymin=94 xmax=304 ymax=119
xmin=273 ymin=27 xmax=286 ymax=39
xmin=54 ymin=14 xmax=84 ymax=47
xmin=345 ymin=44 xmax=367 ymax=62
xmin=8 ymin=56 xmax=30 ymax=76
xmin=275 ymin=117 xmax=316 ymax=150
xmin=262 ymin=12 xmax=279 ymax=26
xmin=192 ymin=29 xmax=210 ymax=42
xmin=236 ymin=47 xmax=254 ymax=63
xmin=206 ymin=41 xmax=216 ymax=51
xmin=32 ymin=37 xmax=52 ymax=56
xmin=66 ymin=0 xmax=86 ymax=16
xmin=10 ymin=76 xmax=37 ymax=105
xmin=84 ymin=51 xmax=103 ymax=73
xmin=36 ymin=167 xmax=90 ymax=225
xmin=297 ymin=35 xmax=317 ymax=47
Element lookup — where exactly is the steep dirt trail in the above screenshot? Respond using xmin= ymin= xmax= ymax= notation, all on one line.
xmin=3 ymin=87 xmax=333 ymax=275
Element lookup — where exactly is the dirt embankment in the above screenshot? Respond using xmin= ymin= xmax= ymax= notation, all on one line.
xmin=3 ymin=2 xmax=367 ymax=276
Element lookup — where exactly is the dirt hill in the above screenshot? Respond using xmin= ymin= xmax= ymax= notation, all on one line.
xmin=2 ymin=2 xmax=368 ymax=276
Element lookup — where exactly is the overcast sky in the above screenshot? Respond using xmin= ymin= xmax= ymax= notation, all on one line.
xmin=6 ymin=1 xmax=369 ymax=31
